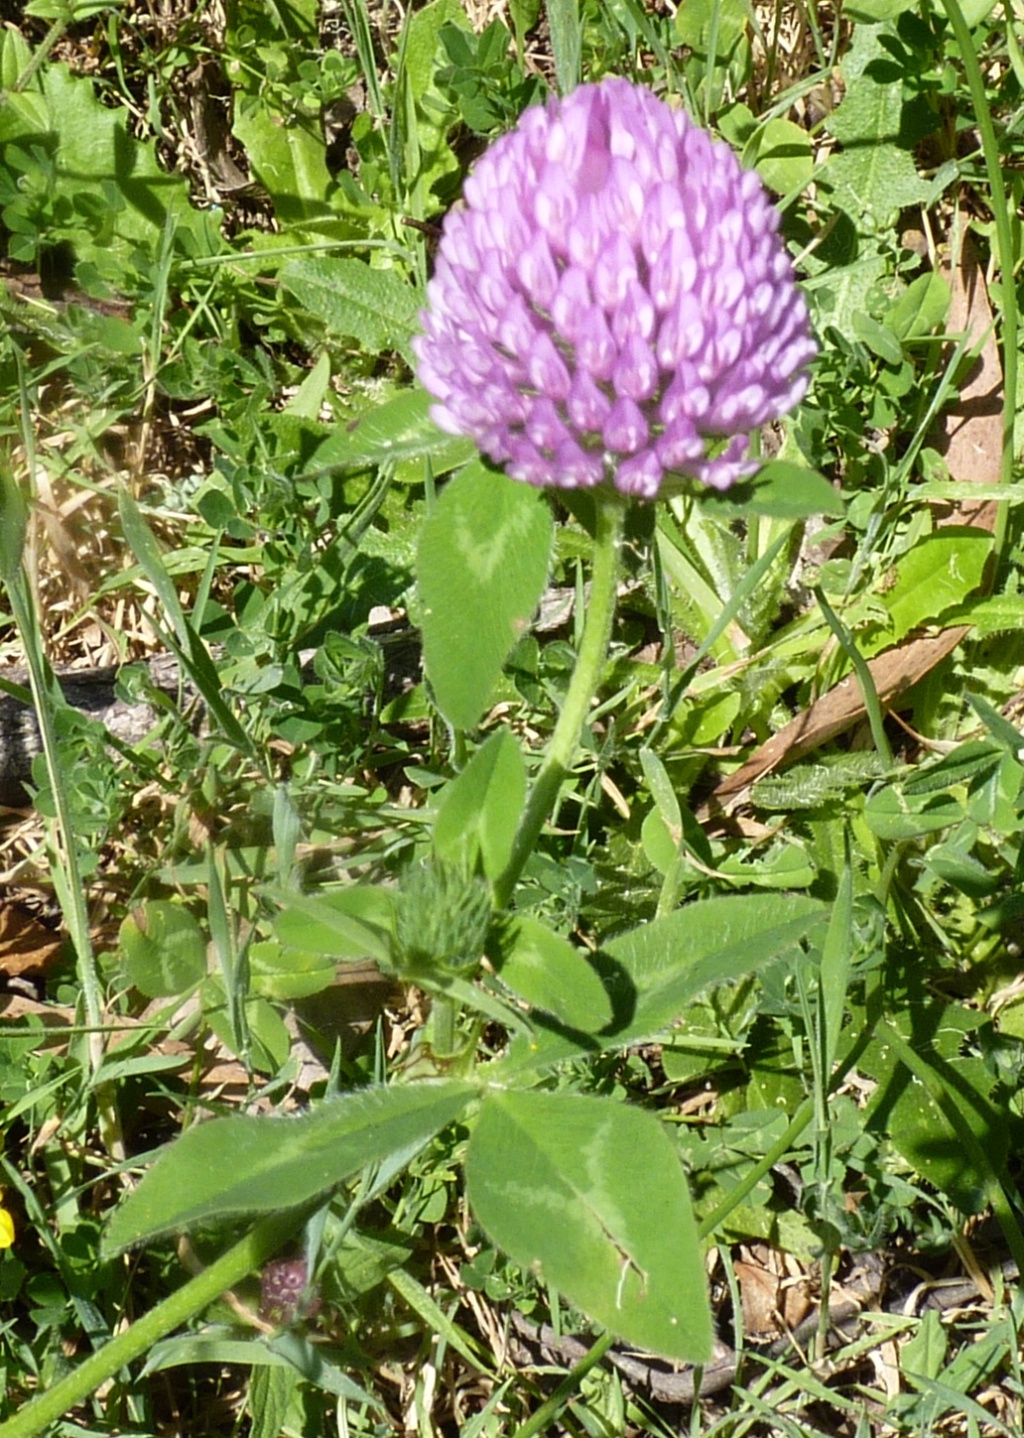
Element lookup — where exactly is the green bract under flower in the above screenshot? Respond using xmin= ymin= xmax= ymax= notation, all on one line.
xmin=415 ymin=77 xmax=816 ymax=499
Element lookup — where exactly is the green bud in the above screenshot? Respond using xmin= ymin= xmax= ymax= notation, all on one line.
xmin=394 ymin=862 xmax=492 ymax=980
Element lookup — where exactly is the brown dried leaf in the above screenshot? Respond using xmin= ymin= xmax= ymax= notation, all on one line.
xmin=736 ymin=1244 xmax=814 ymax=1336
xmin=0 ymin=993 xmax=74 ymax=1030
xmin=710 ymin=628 xmax=970 ymax=811
xmin=736 ymin=1258 xmax=781 ymax=1335
xmin=933 ymin=233 xmax=1003 ymax=525
xmin=0 ymin=902 xmax=64 ymax=979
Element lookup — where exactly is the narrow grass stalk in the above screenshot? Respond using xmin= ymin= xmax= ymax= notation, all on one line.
xmin=2 ymin=563 xmax=122 ymax=1155
xmin=493 ymin=492 xmax=627 ymax=909
xmin=698 ymin=965 xmax=879 ymax=1246
xmin=814 ymin=587 xmax=894 ymax=768
xmin=510 ymin=1330 xmax=616 ymax=1438
xmin=939 ymin=0 xmax=1019 ymax=570
xmin=0 ymin=1212 xmax=303 ymax=1438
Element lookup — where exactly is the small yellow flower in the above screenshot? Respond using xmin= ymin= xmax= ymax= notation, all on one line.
xmin=0 ymin=1200 xmax=14 ymax=1248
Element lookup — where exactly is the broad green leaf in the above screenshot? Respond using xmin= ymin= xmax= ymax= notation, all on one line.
xmin=418 ymin=462 xmax=553 ymax=730
xmin=144 ymin=1336 xmax=312 ymax=1375
xmin=872 ymin=1055 xmax=1006 ymax=1213
xmin=509 ymin=0 xmax=542 ymax=44
xmin=843 ymin=0 xmax=917 ymax=18
xmin=144 ymin=1332 xmax=381 ymax=1407
xmin=248 ymin=940 xmax=337 ymax=1001
xmin=0 ymin=22 xmax=32 ymax=90
xmin=640 ymin=748 xmax=682 ymax=833
xmin=403 ymin=0 xmax=471 ymax=99
xmin=966 ymin=693 xmax=1024 ymax=753
xmin=858 ymin=990 xmax=1004 ymax=1211
xmin=489 ymin=915 xmax=613 ymax=1031
xmin=810 ymin=244 xmax=890 ymax=337
xmin=499 ymin=894 xmax=825 ymax=1074
xmin=823 ymin=27 xmax=931 ymax=227
xmin=466 ymin=1089 xmax=712 ymax=1361
xmin=313 ymin=388 xmax=474 ymax=477
xmin=717 ymin=841 xmax=816 ymax=889
xmin=826 ymin=25 xmax=901 ymax=148
xmin=105 ymin=1081 xmax=476 ymax=1252
xmin=822 ymin=146 xmax=931 ymax=230
xmin=232 ymin=101 xmax=334 ymax=226
xmin=434 ymin=729 xmax=526 ymax=882
xmin=400 ymin=0 xmax=467 ymax=205
xmin=901 ymin=738 xmax=1002 ymax=796
xmin=921 ymin=845 xmax=998 ymax=899
xmin=943 ymin=595 xmax=1024 ymax=636
xmin=250 ymin=1364 xmax=296 ymax=1438
xmin=547 ymin=0 xmax=583 ymax=92
xmin=880 ymin=738 xmax=1013 ymax=840
xmin=853 ymin=312 xmax=903 ymax=365
xmin=707 ymin=463 xmax=844 ymax=520
xmin=603 ymin=894 xmax=825 ymax=1045
xmin=881 ymin=529 xmax=991 ymax=642
xmin=752 ymin=117 xmax=813 ymax=194
xmin=1 ymin=64 xmax=209 ymax=271
xmin=272 ymin=887 xmax=396 ymax=966
xmin=966 ymin=750 xmax=1020 ymax=831
xmin=281 ymin=257 xmax=420 ymax=359
xmin=956 ymin=0 xmax=999 ymax=20
xmin=642 ymin=809 xmax=679 ymax=877
xmin=284 ymin=351 xmax=332 ymax=418
xmin=120 ymin=901 xmax=208 ymax=998
xmin=330 ymin=1227 xmax=415 ymax=1298
xmin=889 ymin=273 xmax=951 ymax=340
xmin=863 ymin=787 xmax=963 ymax=840
xmin=901 ymin=1309 xmax=947 ymax=1383
xmin=203 ymin=993 xmax=291 ymax=1075
xmin=674 ymin=0 xmax=748 ymax=56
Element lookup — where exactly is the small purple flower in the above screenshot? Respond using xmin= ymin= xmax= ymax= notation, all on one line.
xmin=414 ymin=79 xmax=816 ymax=499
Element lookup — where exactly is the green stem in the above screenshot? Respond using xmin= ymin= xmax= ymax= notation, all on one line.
xmin=0 ymin=1212 xmax=302 ymax=1438
xmin=428 ymin=993 xmax=457 ymax=1059
xmin=511 ymin=1330 xmax=616 ymax=1438
xmin=697 ymin=1097 xmax=815 ymax=1240
xmin=697 ymin=971 xmax=889 ymax=1244
xmin=494 ymin=492 xmax=627 ymax=910
xmin=939 ymin=0 xmax=1019 ymax=573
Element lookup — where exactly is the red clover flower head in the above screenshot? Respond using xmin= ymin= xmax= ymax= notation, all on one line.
xmin=414 ymin=78 xmax=816 ymax=499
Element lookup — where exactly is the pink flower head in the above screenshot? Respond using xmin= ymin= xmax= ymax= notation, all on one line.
xmin=414 ymin=78 xmax=816 ymax=498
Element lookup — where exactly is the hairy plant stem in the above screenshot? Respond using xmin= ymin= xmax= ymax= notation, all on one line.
xmin=0 ymin=1212 xmax=304 ymax=1438
xmin=494 ymin=491 xmax=627 ymax=910
xmin=3 ymin=7 xmax=69 ymax=98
